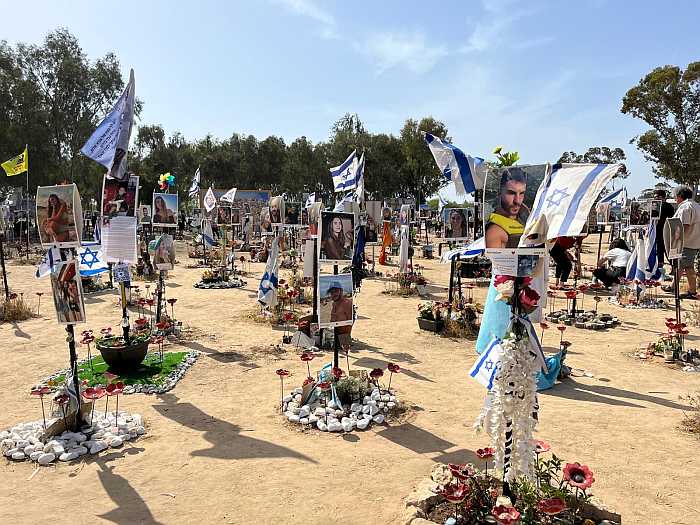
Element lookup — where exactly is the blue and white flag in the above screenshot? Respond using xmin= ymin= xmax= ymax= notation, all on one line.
xmin=201 ymin=219 xmax=216 ymax=247
xmin=220 ymin=186 xmax=237 ymax=203
xmin=304 ymin=193 xmax=316 ymax=209
xmin=188 ymin=167 xmax=201 ymax=198
xmin=80 ymin=69 xmax=135 ymax=181
xmin=330 ymin=150 xmax=357 ymax=193
xmin=643 ymin=220 xmax=662 ymax=280
xmin=258 ymin=237 xmax=280 ymax=307
xmin=424 ymin=133 xmax=485 ymax=195
xmin=599 ymin=187 xmax=626 ymax=205
xmin=334 ymin=194 xmax=355 ymax=213
xmin=469 ymin=337 xmax=504 ymax=389
xmin=35 ymin=246 xmax=65 ymax=279
xmin=437 ymin=193 xmax=448 ymax=213
xmin=78 ymin=243 xmax=109 ymax=276
xmin=353 ymin=153 xmax=365 ymax=204
xmin=523 ymin=163 xmax=623 ymax=244
xmin=441 ymin=236 xmax=485 ymax=263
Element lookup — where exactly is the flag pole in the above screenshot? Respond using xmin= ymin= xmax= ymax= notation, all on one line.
xmin=25 ymin=144 xmax=29 ymax=260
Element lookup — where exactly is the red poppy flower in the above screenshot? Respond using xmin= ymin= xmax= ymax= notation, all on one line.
xmin=146 ymin=299 xmax=155 ymax=306
xmin=54 ymin=394 xmax=69 ymax=405
xmin=560 ymin=340 xmax=572 ymax=349
xmin=539 ymin=322 xmax=549 ymax=330
xmin=30 ymin=386 xmax=51 ymax=397
xmin=9 ymin=293 xmax=17 ymax=300
xmin=448 ymin=463 xmax=475 ymax=480
xmin=563 ymin=462 xmax=595 ymax=489
xmin=101 ymin=327 xmax=112 ymax=335
xmin=564 ymin=290 xmax=578 ymax=300
xmin=156 ymin=321 xmax=170 ymax=330
xmin=537 ymin=497 xmax=566 ymax=516
xmin=519 ymin=287 xmax=540 ymax=309
xmin=36 ymin=292 xmax=43 ymax=296
xmin=369 ymin=368 xmax=384 ymax=379
xmin=491 ymin=505 xmax=521 ymax=525
xmin=331 ymin=367 xmax=344 ymax=379
xmin=282 ymin=312 xmax=295 ymax=322
xmin=300 ymin=352 xmax=314 ymax=362
xmin=239 ymin=256 xmax=245 ymax=262
xmin=439 ymin=482 xmax=469 ymax=503
xmin=387 ymin=363 xmax=400 ymax=373
xmin=106 ymin=383 xmax=124 ymax=396
xmin=494 ymin=275 xmax=514 ymax=287
xmin=167 ymin=298 xmax=177 ymax=305
xmin=302 ymin=377 xmax=315 ymax=386
xmin=276 ymin=369 xmax=290 ymax=377
xmin=316 ymin=381 xmax=331 ymax=391
xmin=533 ymin=439 xmax=551 ymax=453
xmin=80 ymin=335 xmax=95 ymax=345
xmin=134 ymin=318 xmax=148 ymax=328
xmin=476 ymin=447 xmax=495 ymax=459
xmin=557 ymin=326 xmax=566 ymax=333
xmin=150 ymin=335 xmax=164 ymax=345
xmin=138 ymin=298 xmax=146 ymax=306
xmin=578 ymin=284 xmax=589 ymax=292
xmin=82 ymin=387 xmax=106 ymax=401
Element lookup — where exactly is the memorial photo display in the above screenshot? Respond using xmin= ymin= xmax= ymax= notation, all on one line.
xmin=319 ymin=211 xmax=355 ymax=263
xmin=36 ymin=184 xmax=82 ymax=248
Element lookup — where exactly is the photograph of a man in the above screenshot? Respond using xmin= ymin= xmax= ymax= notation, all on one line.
xmin=485 ymin=168 xmax=529 ymax=248
xmin=318 ymin=274 xmax=354 ymax=329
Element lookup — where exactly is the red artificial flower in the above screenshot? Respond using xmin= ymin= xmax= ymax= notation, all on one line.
xmin=564 ymin=290 xmax=578 ymax=300
xmin=145 ymin=299 xmax=155 ymax=306
xmin=563 ymin=462 xmax=595 ymax=489
xmin=30 ymin=386 xmax=51 ymax=397
xmin=82 ymin=387 xmax=106 ymax=400
xmin=448 ymin=463 xmax=476 ymax=480
xmin=156 ymin=321 xmax=170 ymax=330
xmin=300 ymin=352 xmax=314 ymax=362
xmin=491 ymin=505 xmax=521 ymax=525
xmin=316 ymin=381 xmax=331 ymax=391
xmin=331 ymin=367 xmax=344 ymax=379
xmin=533 ymin=439 xmax=551 ymax=453
xmin=369 ymin=368 xmax=384 ymax=379
xmin=106 ymin=382 xmax=124 ymax=396
xmin=519 ymin=287 xmax=540 ymax=310
xmin=476 ymin=447 xmax=495 ymax=459
xmin=101 ymin=327 xmax=112 ymax=335
xmin=387 ymin=363 xmax=401 ymax=374
xmin=9 ymin=293 xmax=17 ymax=300
xmin=54 ymin=394 xmax=69 ymax=405
xmin=557 ymin=326 xmax=566 ymax=333
xmin=282 ymin=312 xmax=295 ymax=322
xmin=539 ymin=322 xmax=549 ymax=330
xmin=167 ymin=298 xmax=177 ymax=305
xmin=440 ymin=482 xmax=470 ymax=503
xmin=138 ymin=298 xmax=146 ymax=306
xmin=80 ymin=335 xmax=95 ymax=345
xmin=239 ymin=256 xmax=245 ymax=262
xmin=134 ymin=318 xmax=148 ymax=327
xmin=276 ymin=369 xmax=290 ymax=377
xmin=494 ymin=275 xmax=515 ymax=287
xmin=302 ymin=377 xmax=315 ymax=386
xmin=537 ymin=497 xmax=567 ymax=516
xmin=103 ymin=372 xmax=119 ymax=384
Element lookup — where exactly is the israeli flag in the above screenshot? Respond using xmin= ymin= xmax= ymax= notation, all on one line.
xmin=643 ymin=220 xmax=662 ymax=280
xmin=188 ymin=168 xmax=201 ymax=198
xmin=201 ymin=219 xmax=216 ymax=247
xmin=424 ymin=132 xmax=485 ymax=195
xmin=598 ymin=187 xmax=626 ymax=205
xmin=440 ymin=236 xmax=485 ymax=263
xmin=330 ymin=150 xmax=357 ymax=193
xmin=220 ymin=187 xmax=237 ymax=203
xmin=305 ymin=193 xmax=316 ymax=209
xmin=80 ymin=69 xmax=135 ymax=181
xmin=353 ymin=153 xmax=365 ymax=204
xmin=203 ymin=187 xmax=217 ymax=213
xmin=35 ymin=246 xmax=65 ymax=279
xmin=258 ymin=237 xmax=280 ymax=307
xmin=334 ymin=194 xmax=355 ymax=213
xmin=468 ymin=337 xmax=504 ymax=389
xmin=523 ymin=163 xmax=623 ymax=243
xmin=78 ymin=243 xmax=109 ymax=276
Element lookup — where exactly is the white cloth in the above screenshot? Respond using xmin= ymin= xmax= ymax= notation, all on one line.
xmin=674 ymin=199 xmax=700 ymax=249
xmin=602 ymin=248 xmax=631 ymax=268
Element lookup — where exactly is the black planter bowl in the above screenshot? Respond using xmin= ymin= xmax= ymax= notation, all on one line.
xmin=417 ymin=317 xmax=442 ymax=332
xmin=97 ymin=338 xmax=149 ymax=371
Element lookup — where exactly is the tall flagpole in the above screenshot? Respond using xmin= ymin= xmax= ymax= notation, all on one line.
xmin=25 ymin=144 xmax=29 ymax=259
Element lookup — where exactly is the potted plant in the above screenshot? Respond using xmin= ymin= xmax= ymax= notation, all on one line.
xmin=417 ymin=301 xmax=443 ymax=332
xmin=415 ymin=275 xmax=428 ymax=296
xmin=96 ymin=321 xmax=151 ymax=371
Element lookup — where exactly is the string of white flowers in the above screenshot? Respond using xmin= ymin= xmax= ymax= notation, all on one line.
xmin=474 ymin=330 xmax=539 ymax=482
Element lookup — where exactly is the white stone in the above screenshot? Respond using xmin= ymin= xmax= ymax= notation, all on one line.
xmin=293 ymin=394 xmax=302 ymax=404
xmin=71 ymin=445 xmax=88 ymax=456
xmin=327 ymin=421 xmax=342 ymax=432
xmin=283 ymin=395 xmax=293 ymax=403
xmin=52 ymin=445 xmax=65 ymax=455
xmin=316 ymin=420 xmax=328 ymax=432
xmin=299 ymin=418 xmax=309 ymax=425
xmin=11 ymin=451 xmax=25 ymax=460
xmin=109 ymin=437 xmax=123 ymax=448
xmin=293 ymin=387 xmax=303 ymax=394
xmin=327 ymin=400 xmax=337 ymax=409
xmin=387 ymin=402 xmax=396 ymax=409
xmin=341 ymin=419 xmax=354 ymax=432
xmin=334 ymin=409 xmax=344 ymax=417
xmin=15 ymin=439 xmax=29 ymax=449
xmin=363 ymin=396 xmax=371 ymax=404
xmin=59 ymin=451 xmax=80 ymax=461
xmin=369 ymin=405 xmax=380 ymax=416
xmin=314 ymin=407 xmax=326 ymax=417
xmin=135 ymin=426 xmax=146 ymax=436
xmin=373 ymin=414 xmax=385 ymax=424
xmin=350 ymin=403 xmax=362 ymax=413
xmin=38 ymin=453 xmax=55 ymax=465
xmin=291 ymin=407 xmax=301 ymax=415
xmin=299 ymin=406 xmax=311 ymax=418
xmin=5 ymin=447 xmax=18 ymax=458
xmin=90 ymin=442 xmax=108 ymax=454
xmin=23 ymin=445 xmax=36 ymax=455
xmin=325 ymin=407 xmax=335 ymax=415
xmin=308 ymin=415 xmax=319 ymax=424
xmin=381 ymin=394 xmax=390 ymax=402
xmin=362 ymin=405 xmax=370 ymax=414
xmin=29 ymin=451 xmax=43 ymax=461
xmin=378 ymin=402 xmax=385 ymax=409
xmin=288 ymin=414 xmax=301 ymax=423
xmin=356 ymin=418 xmax=370 ymax=430
xmin=389 ymin=396 xmax=397 ymax=403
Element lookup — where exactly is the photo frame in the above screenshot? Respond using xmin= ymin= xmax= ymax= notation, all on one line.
xmin=102 ymin=174 xmax=139 ymax=218
xmin=152 ymin=233 xmax=176 ymax=270
xmin=664 ymin=217 xmax=683 ymax=260
xmin=50 ymin=260 xmax=86 ymax=325
xmin=152 ymin=192 xmax=178 ymax=228
xmin=308 ymin=202 xmax=322 ymax=238
xmin=269 ymin=196 xmax=285 ymax=226
xmin=138 ymin=204 xmax=152 ymax=224
xmin=443 ymin=208 xmax=470 ymax=240
xmin=231 ymin=208 xmax=242 ymax=225
xmin=399 ymin=204 xmax=412 ymax=226
xmin=36 ymin=184 xmax=82 ymax=248
xmin=319 ymin=211 xmax=355 ymax=264
xmin=317 ymin=273 xmax=354 ymax=328
xmin=215 ymin=205 xmax=232 ymax=225
xmin=284 ymin=202 xmax=301 ymax=226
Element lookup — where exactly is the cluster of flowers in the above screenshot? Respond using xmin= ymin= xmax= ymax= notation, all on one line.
xmin=386 ymin=272 xmax=427 ymax=288
xmin=431 ymin=440 xmax=595 ymax=524
xmin=494 ymin=276 xmax=540 ymax=313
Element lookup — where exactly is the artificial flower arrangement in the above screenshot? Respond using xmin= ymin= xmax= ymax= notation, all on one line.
xmin=494 ymin=275 xmax=540 ymax=313
xmin=417 ymin=300 xmax=481 ymax=337
xmin=426 ymin=442 xmax=602 ymax=525
xmin=649 ymin=318 xmax=689 ymax=362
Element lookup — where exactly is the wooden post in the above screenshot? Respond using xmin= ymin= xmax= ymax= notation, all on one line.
xmin=0 ymin=233 xmax=9 ymax=301
xmin=66 ymin=324 xmax=83 ymax=431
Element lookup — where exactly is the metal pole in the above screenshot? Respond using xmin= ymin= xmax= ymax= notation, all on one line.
xmin=25 ymin=144 xmax=29 ymax=260
xmin=596 ymin=226 xmax=604 ymax=264
xmin=66 ymin=324 xmax=83 ymax=431
xmin=0 ymin=234 xmax=8 ymax=300
xmin=333 ymin=263 xmax=339 ymax=369
xmin=312 ymin=238 xmax=319 ymax=322
xmin=119 ymin=281 xmax=130 ymax=345
xmin=156 ymin=270 xmax=164 ymax=323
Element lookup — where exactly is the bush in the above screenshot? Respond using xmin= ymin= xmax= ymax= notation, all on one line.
xmin=1 ymin=295 xmax=36 ymax=322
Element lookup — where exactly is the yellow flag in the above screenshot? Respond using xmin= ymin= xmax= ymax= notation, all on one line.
xmin=2 ymin=147 xmax=28 ymax=176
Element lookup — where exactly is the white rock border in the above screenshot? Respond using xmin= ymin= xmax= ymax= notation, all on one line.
xmin=283 ymin=386 xmax=398 ymax=432
xmin=1 ymin=412 xmax=146 ymax=465
xmin=39 ymin=350 xmax=200 ymax=396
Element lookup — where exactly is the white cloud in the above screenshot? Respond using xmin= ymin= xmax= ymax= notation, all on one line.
xmin=273 ymin=0 xmax=335 ymax=26
xmin=363 ymin=32 xmax=448 ymax=75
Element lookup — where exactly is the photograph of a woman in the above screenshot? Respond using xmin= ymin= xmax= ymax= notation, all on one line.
xmin=152 ymin=193 xmax=178 ymax=227
xmin=444 ymin=208 xmax=469 ymax=239
xmin=399 ymin=204 xmax=411 ymax=226
xmin=320 ymin=212 xmax=354 ymax=262
xmin=102 ymin=174 xmax=138 ymax=218
xmin=36 ymin=184 xmax=80 ymax=247
xmin=665 ymin=217 xmax=684 ymax=260
xmin=50 ymin=260 xmax=86 ymax=324
xmin=153 ymin=234 xmax=176 ymax=270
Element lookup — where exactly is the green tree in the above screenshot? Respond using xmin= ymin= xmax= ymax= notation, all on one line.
xmin=621 ymin=62 xmax=700 ymax=190
xmin=557 ymin=146 xmax=629 ymax=177
xmin=398 ymin=117 xmax=449 ymax=203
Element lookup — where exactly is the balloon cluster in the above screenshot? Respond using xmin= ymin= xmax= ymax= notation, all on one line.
xmin=159 ymin=172 xmax=175 ymax=190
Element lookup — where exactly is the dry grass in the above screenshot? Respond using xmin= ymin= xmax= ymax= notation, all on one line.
xmin=0 ymin=295 xmax=37 ymax=322
xmin=679 ymin=392 xmax=700 ymax=437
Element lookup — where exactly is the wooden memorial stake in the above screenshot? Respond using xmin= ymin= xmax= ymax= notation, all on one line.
xmin=0 ymin=233 xmax=9 ymax=301
xmin=596 ymin=225 xmax=605 ymax=263
xmin=65 ymin=324 xmax=83 ymax=431
xmin=156 ymin=270 xmax=165 ymax=323
xmin=333 ymin=263 xmax=340 ymax=369
xmin=119 ymin=280 xmax=131 ymax=345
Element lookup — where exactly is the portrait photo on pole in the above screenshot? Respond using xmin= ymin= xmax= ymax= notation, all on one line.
xmin=317 ymin=273 xmax=354 ymax=328
xmin=36 ymin=184 xmax=82 ymax=248
xmin=152 ymin=192 xmax=178 ymax=227
xmin=269 ymin=196 xmax=285 ymax=226
xmin=260 ymin=206 xmax=274 ymax=235
xmin=230 ymin=208 xmax=241 ymax=225
xmin=101 ymin=174 xmax=139 ymax=218
xmin=482 ymin=165 xmax=547 ymax=251
xmin=399 ymin=204 xmax=412 ymax=226
xmin=308 ymin=202 xmax=322 ymax=238
xmin=319 ymin=211 xmax=355 ymax=263
xmin=284 ymin=202 xmax=301 ymax=226
xmin=152 ymin=233 xmax=176 ymax=270
xmin=443 ymin=208 xmax=470 ymax=240
xmin=215 ymin=205 xmax=232 ymax=225
xmin=664 ymin=217 xmax=684 ymax=260
xmin=50 ymin=260 xmax=86 ymax=325
xmin=138 ymin=204 xmax=151 ymax=224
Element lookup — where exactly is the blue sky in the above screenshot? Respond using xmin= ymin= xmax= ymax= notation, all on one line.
xmin=3 ymin=0 xmax=698 ymax=201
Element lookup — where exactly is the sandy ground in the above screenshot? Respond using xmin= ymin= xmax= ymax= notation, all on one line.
xmin=0 ymin=238 xmax=698 ymax=525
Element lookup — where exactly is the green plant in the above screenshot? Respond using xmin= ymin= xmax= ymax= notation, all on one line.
xmin=334 ymin=375 xmax=372 ymax=406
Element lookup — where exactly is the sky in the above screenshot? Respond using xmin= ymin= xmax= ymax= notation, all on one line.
xmin=3 ymin=0 xmax=698 ymax=202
